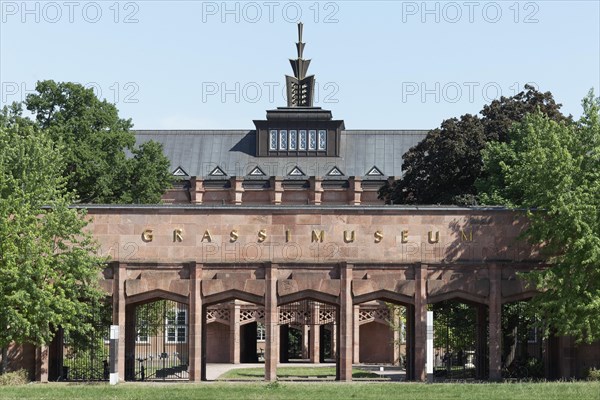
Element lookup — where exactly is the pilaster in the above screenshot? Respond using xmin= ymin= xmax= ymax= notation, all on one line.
xmin=264 ymin=262 xmax=278 ymax=381
xmin=413 ymin=262 xmax=427 ymax=381
xmin=112 ymin=262 xmax=126 ymax=382
xmin=489 ymin=263 xmax=502 ymax=381
xmin=188 ymin=261 xmax=203 ymax=381
xmin=338 ymin=262 xmax=353 ymax=381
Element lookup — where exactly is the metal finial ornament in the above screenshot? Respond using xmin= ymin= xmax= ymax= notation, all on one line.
xmin=286 ymin=22 xmax=315 ymax=107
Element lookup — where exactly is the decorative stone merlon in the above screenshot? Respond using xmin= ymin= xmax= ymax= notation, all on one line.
xmin=309 ymin=176 xmax=323 ymax=205
xmin=347 ymin=176 xmax=363 ymax=205
xmin=229 ymin=176 xmax=244 ymax=205
xmin=270 ymin=176 xmax=284 ymax=205
xmin=190 ymin=177 xmax=205 ymax=204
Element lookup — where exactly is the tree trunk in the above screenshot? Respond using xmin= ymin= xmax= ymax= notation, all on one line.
xmin=1 ymin=347 xmax=7 ymax=375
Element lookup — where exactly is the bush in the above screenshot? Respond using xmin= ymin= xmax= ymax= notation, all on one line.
xmin=587 ymin=367 xmax=600 ymax=381
xmin=0 ymin=370 xmax=29 ymax=386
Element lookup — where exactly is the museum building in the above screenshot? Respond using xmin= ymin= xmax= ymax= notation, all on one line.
xmin=7 ymin=24 xmax=599 ymax=382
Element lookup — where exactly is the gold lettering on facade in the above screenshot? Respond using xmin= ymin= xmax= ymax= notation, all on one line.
xmin=343 ymin=230 xmax=355 ymax=243
xmin=201 ymin=230 xmax=212 ymax=243
xmin=230 ymin=230 xmax=239 ymax=242
xmin=401 ymin=230 xmax=409 ymax=243
xmin=173 ymin=229 xmax=183 ymax=242
xmin=461 ymin=230 xmax=473 ymax=242
xmin=428 ymin=231 xmax=440 ymax=244
xmin=258 ymin=229 xmax=267 ymax=243
xmin=286 ymin=229 xmax=291 ymax=243
xmin=142 ymin=229 xmax=153 ymax=242
xmin=312 ymin=230 xmax=325 ymax=242
xmin=374 ymin=230 xmax=383 ymax=243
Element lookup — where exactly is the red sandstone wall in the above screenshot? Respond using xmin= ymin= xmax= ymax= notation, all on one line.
xmin=86 ymin=208 xmax=537 ymax=265
xmin=206 ymin=323 xmax=230 ymax=363
xmin=359 ymin=322 xmax=394 ymax=364
xmin=2 ymin=343 xmax=36 ymax=379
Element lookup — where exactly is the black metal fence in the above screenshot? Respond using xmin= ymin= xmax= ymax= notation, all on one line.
xmin=432 ymin=301 xmax=483 ymax=380
xmin=125 ymin=300 xmax=189 ymax=381
xmin=56 ymin=311 xmax=112 ymax=382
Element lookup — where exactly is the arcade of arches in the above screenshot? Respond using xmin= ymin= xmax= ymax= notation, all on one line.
xmin=29 ymin=205 xmax=599 ymax=381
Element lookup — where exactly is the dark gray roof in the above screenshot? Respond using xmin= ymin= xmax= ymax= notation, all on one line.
xmin=133 ymin=130 xmax=428 ymax=178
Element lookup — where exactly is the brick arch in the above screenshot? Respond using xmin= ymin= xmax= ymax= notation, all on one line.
xmin=353 ymin=290 xmax=414 ymax=306
xmin=203 ymin=289 xmax=264 ymax=307
xmin=502 ymin=291 xmax=537 ymax=304
xmin=427 ymin=290 xmax=489 ymax=306
xmin=278 ymin=289 xmax=339 ymax=307
xmin=125 ymin=289 xmax=189 ymax=306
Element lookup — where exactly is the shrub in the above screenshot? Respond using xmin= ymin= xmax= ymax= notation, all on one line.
xmin=587 ymin=367 xmax=600 ymax=381
xmin=0 ymin=370 xmax=29 ymax=386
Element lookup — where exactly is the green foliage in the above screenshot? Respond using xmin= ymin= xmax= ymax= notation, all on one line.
xmin=3 ymin=80 xmax=172 ymax=204
xmin=120 ymin=141 xmax=173 ymax=204
xmin=0 ymin=369 xmax=28 ymax=386
xmin=431 ymin=301 xmax=476 ymax=351
xmin=501 ymin=302 xmax=542 ymax=371
xmin=0 ymin=124 xmax=105 ymax=352
xmin=265 ymin=381 xmax=282 ymax=389
xmin=380 ymin=85 xmax=568 ymax=205
xmin=586 ymin=368 xmax=600 ymax=381
xmin=63 ymin=336 xmax=110 ymax=381
xmin=477 ymin=90 xmax=600 ymax=342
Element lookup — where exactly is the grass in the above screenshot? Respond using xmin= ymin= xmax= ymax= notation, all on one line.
xmin=0 ymin=382 xmax=599 ymax=400
xmin=217 ymin=366 xmax=381 ymax=380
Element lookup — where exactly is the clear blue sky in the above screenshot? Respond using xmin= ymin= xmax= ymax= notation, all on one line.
xmin=1 ymin=0 xmax=599 ymax=130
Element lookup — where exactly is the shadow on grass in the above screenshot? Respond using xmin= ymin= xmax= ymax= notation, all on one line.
xmin=218 ymin=367 xmax=381 ymax=380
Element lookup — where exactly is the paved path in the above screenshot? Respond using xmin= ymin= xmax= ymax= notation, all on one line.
xmin=205 ymin=363 xmax=405 ymax=381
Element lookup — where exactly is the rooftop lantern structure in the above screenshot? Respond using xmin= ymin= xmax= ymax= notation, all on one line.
xmin=254 ymin=22 xmax=345 ymax=157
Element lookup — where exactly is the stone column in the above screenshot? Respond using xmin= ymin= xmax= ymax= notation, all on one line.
xmin=413 ymin=263 xmax=428 ymax=381
xmin=475 ymin=304 xmax=487 ymax=379
xmin=264 ymin=263 xmax=278 ymax=381
xmin=302 ymin=325 xmax=310 ymax=359
xmin=353 ymin=305 xmax=360 ymax=363
xmin=112 ymin=262 xmax=126 ymax=382
xmin=488 ymin=263 xmax=502 ymax=381
xmin=331 ymin=323 xmax=337 ymax=359
xmin=229 ymin=176 xmax=244 ymax=205
xmin=393 ymin=308 xmax=401 ymax=366
xmin=229 ymin=301 xmax=241 ymax=364
xmin=188 ymin=261 xmax=203 ymax=381
xmin=270 ymin=177 xmax=283 ymax=205
xmin=338 ymin=262 xmax=353 ymax=381
xmin=310 ymin=302 xmax=320 ymax=363
xmin=36 ymin=345 xmax=49 ymax=382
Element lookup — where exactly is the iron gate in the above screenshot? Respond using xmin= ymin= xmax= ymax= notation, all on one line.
xmin=126 ymin=300 xmax=189 ymax=381
xmin=432 ymin=301 xmax=484 ymax=380
xmin=56 ymin=303 xmax=112 ymax=381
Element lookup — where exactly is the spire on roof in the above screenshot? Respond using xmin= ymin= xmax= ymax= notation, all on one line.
xmin=286 ymin=22 xmax=315 ymax=107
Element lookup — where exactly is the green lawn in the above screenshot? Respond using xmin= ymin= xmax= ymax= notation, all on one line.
xmin=1 ymin=382 xmax=599 ymax=400
xmin=218 ymin=366 xmax=381 ymax=380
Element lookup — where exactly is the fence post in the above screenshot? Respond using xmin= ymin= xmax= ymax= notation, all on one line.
xmin=109 ymin=325 xmax=119 ymax=385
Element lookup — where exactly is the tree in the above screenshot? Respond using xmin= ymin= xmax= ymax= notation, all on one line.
xmin=22 ymin=80 xmax=172 ymax=204
xmin=477 ymin=90 xmax=600 ymax=342
xmin=379 ymin=85 xmax=569 ymax=205
xmin=0 ymin=123 xmax=106 ymax=372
